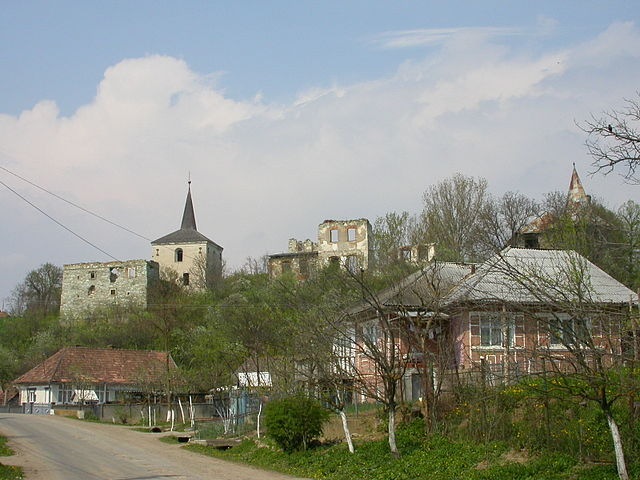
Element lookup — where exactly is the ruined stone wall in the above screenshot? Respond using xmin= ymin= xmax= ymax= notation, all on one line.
xmin=268 ymin=252 xmax=318 ymax=280
xmin=60 ymin=260 xmax=159 ymax=319
xmin=317 ymin=219 xmax=373 ymax=270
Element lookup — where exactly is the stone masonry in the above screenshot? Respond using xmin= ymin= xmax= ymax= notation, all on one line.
xmin=268 ymin=218 xmax=373 ymax=279
xmin=60 ymin=260 xmax=159 ymax=319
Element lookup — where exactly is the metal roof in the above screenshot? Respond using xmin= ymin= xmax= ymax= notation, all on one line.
xmin=445 ymin=247 xmax=637 ymax=305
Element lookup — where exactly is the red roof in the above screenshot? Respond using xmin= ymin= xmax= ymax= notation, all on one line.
xmin=13 ymin=347 xmax=177 ymax=386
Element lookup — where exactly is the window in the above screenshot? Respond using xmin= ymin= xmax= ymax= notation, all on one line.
xmin=541 ymin=313 xmax=591 ymax=347
xmin=88 ymin=285 xmax=96 ymax=295
xmin=363 ymin=322 xmax=379 ymax=346
xmin=90 ymin=271 xmax=96 ymax=279
xmin=126 ymin=267 xmax=136 ymax=279
xmin=109 ymin=267 xmax=119 ymax=283
xmin=330 ymin=229 xmax=339 ymax=243
xmin=27 ymin=388 xmax=36 ymax=403
xmin=110 ymin=289 xmax=116 ymax=295
xmin=175 ymin=248 xmax=184 ymax=262
xmin=472 ymin=313 xmax=515 ymax=347
xmin=347 ymin=227 xmax=356 ymax=242
xmin=60 ymin=386 xmax=73 ymax=404
xmin=182 ymin=273 xmax=190 ymax=286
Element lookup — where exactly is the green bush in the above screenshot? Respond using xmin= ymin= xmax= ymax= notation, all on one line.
xmin=264 ymin=396 xmax=329 ymax=452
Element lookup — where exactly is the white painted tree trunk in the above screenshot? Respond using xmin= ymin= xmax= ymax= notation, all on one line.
xmin=605 ymin=410 xmax=629 ymax=480
xmin=189 ymin=395 xmax=195 ymax=429
xmin=339 ymin=410 xmax=355 ymax=453
xmin=178 ymin=398 xmax=185 ymax=425
xmin=388 ymin=409 xmax=399 ymax=457
xmin=257 ymin=401 xmax=262 ymax=439
xmin=170 ymin=409 xmax=175 ymax=432
xmin=148 ymin=405 xmax=152 ymax=428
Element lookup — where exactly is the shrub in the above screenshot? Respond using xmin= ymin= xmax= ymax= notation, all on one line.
xmin=264 ymin=396 xmax=329 ymax=452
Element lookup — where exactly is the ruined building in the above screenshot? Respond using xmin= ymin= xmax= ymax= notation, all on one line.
xmin=60 ymin=183 xmax=222 ymax=319
xmin=268 ymin=219 xmax=373 ymax=279
xmin=60 ymin=259 xmax=159 ymax=319
xmin=151 ymin=182 xmax=223 ymax=288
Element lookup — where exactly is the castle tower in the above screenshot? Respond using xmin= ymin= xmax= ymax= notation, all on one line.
xmin=151 ymin=183 xmax=223 ymax=288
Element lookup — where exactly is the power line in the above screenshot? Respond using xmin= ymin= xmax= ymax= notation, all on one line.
xmin=0 ymin=164 xmax=151 ymax=242
xmin=0 ymin=162 xmax=202 ymax=263
xmin=0 ymin=179 xmax=120 ymax=261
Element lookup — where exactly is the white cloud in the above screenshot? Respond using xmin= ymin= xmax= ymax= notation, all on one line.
xmin=2 ymin=24 xmax=640 ymax=301
xmin=371 ymin=26 xmax=524 ymax=49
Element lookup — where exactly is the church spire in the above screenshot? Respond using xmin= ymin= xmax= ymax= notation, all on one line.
xmin=568 ymin=163 xmax=589 ymax=207
xmin=180 ymin=181 xmax=197 ymax=231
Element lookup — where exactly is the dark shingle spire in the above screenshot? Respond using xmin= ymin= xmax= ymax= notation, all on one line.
xmin=180 ymin=182 xmax=197 ymax=231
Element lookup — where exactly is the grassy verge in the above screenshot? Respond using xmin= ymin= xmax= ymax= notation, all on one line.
xmin=0 ymin=436 xmax=22 ymax=480
xmin=182 ymin=425 xmax=635 ymax=480
xmin=0 ymin=437 xmax=13 ymax=457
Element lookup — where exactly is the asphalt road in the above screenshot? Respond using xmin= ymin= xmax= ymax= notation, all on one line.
xmin=0 ymin=414 xmax=308 ymax=480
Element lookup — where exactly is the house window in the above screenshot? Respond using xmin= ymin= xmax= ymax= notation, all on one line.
xmin=347 ymin=228 xmax=356 ymax=242
xmin=363 ymin=322 xmax=379 ymax=346
xmin=175 ymin=248 xmax=184 ymax=262
xmin=542 ymin=314 xmax=591 ymax=347
xmin=110 ymin=289 xmax=116 ymax=295
xmin=475 ymin=313 xmax=515 ymax=347
xmin=60 ymin=386 xmax=74 ymax=404
xmin=90 ymin=271 xmax=96 ymax=279
xmin=95 ymin=385 xmax=108 ymax=404
xmin=27 ymin=388 xmax=36 ymax=403
xmin=330 ymin=229 xmax=339 ymax=243
xmin=281 ymin=261 xmax=291 ymax=273
xmin=88 ymin=285 xmax=96 ymax=295
xmin=182 ymin=273 xmax=190 ymax=286
xmin=126 ymin=267 xmax=136 ymax=279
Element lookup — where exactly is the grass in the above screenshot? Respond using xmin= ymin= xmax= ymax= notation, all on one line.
xmin=181 ymin=422 xmax=636 ymax=480
xmin=0 ymin=436 xmax=22 ymax=480
xmin=0 ymin=438 xmax=13 ymax=457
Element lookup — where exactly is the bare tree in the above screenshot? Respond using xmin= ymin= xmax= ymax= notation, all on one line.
xmin=480 ymin=191 xmax=539 ymax=253
xmin=581 ymin=93 xmax=640 ymax=184
xmin=491 ymin=250 xmax=636 ymax=480
xmin=419 ymin=174 xmax=489 ymax=262
xmin=9 ymin=263 xmax=62 ymax=316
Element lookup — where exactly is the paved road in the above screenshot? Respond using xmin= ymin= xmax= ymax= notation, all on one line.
xmin=0 ymin=414 xmax=308 ymax=480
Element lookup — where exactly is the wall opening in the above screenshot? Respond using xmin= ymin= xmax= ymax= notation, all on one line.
xmin=175 ymin=248 xmax=184 ymax=262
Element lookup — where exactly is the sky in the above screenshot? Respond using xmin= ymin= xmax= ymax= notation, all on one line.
xmin=1 ymin=1 xmax=639 ymax=306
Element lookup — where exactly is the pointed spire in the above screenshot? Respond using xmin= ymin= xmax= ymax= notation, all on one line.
xmin=568 ymin=164 xmax=589 ymax=207
xmin=180 ymin=181 xmax=197 ymax=230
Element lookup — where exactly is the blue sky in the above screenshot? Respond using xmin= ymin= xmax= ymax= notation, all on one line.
xmin=1 ymin=1 xmax=639 ymax=304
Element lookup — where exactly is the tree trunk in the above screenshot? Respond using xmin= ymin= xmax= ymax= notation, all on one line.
xmin=388 ymin=408 xmax=399 ymax=458
xmin=339 ymin=409 xmax=355 ymax=453
xmin=257 ymin=400 xmax=262 ymax=439
xmin=604 ymin=408 xmax=629 ymax=480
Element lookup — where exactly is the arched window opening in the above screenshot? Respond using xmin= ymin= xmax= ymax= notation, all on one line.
xmin=88 ymin=285 xmax=96 ymax=295
xmin=175 ymin=248 xmax=184 ymax=262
